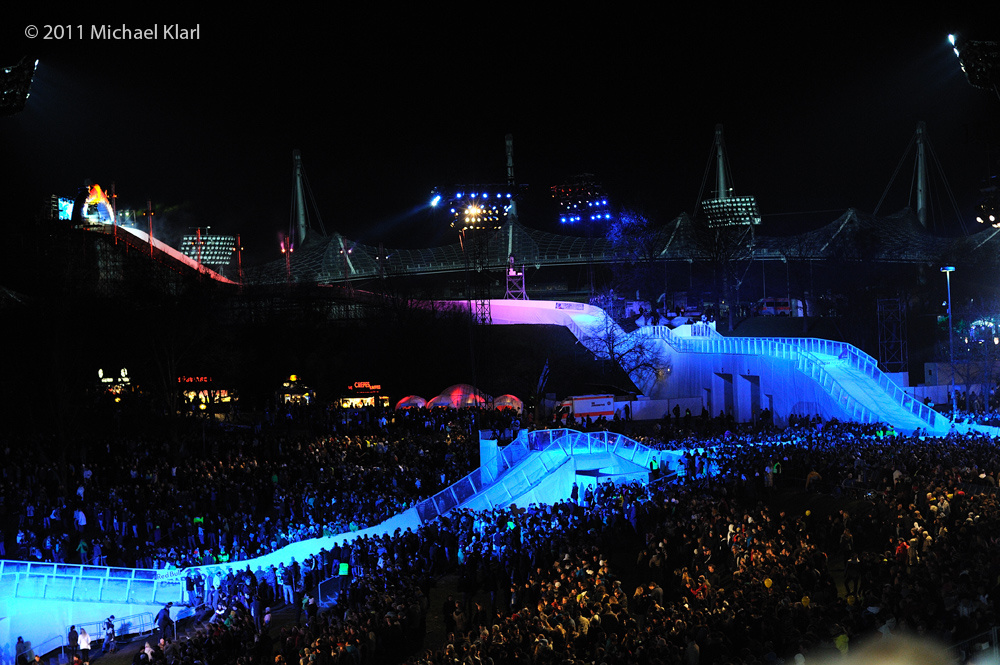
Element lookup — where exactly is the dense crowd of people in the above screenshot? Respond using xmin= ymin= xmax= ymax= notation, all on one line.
xmin=0 ymin=407 xmax=487 ymax=569
xmin=119 ymin=417 xmax=1000 ymax=665
xmin=11 ymin=404 xmax=1000 ymax=664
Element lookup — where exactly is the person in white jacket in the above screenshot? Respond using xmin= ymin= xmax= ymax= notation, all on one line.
xmin=78 ymin=628 xmax=91 ymax=665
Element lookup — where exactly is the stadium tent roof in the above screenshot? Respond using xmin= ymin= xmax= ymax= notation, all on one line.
xmin=251 ymin=207 xmax=990 ymax=286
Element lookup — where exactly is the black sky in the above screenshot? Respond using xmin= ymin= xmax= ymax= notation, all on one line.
xmin=2 ymin=9 xmax=997 ymax=265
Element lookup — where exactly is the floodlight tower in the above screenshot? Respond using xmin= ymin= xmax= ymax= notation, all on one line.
xmin=452 ymin=189 xmax=506 ymax=325
xmin=289 ymin=150 xmax=328 ymax=250
xmin=438 ymin=138 xmax=526 ymax=401
xmin=975 ymin=179 xmax=999 ymax=228
xmin=715 ymin=124 xmax=727 ymax=202
xmin=0 ymin=58 xmax=39 ymax=116
xmin=875 ymin=122 xmax=966 ymax=233
xmin=439 ymin=183 xmax=510 ymax=406
xmin=506 ymin=134 xmax=519 ymax=225
xmin=294 ymin=151 xmax=309 ymax=246
xmin=949 ymin=33 xmax=1000 ymax=101
xmin=941 ymin=266 xmax=957 ymax=416
xmin=916 ymin=122 xmax=928 ymax=227
xmin=694 ymin=124 xmax=761 ymax=331
xmin=698 ymin=124 xmax=762 ymax=228
xmin=504 ymin=134 xmax=527 ymax=300
xmin=551 ymin=175 xmax=613 ymax=228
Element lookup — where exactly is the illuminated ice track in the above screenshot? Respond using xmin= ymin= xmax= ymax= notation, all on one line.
xmin=0 ymin=300 xmax=950 ymax=654
xmin=0 ymin=428 xmax=672 ymax=656
xmin=483 ymin=299 xmax=948 ymax=436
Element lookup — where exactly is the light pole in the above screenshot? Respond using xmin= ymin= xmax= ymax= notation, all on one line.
xmin=942 ymin=266 xmax=956 ymax=416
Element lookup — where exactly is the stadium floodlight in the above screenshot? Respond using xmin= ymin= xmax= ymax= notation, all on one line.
xmin=975 ymin=187 xmax=999 ymax=227
xmin=949 ymin=33 xmax=1000 ymax=100
xmin=702 ymin=195 xmax=762 ymax=228
xmin=0 ymin=57 xmax=38 ymax=116
xmin=180 ymin=231 xmax=237 ymax=271
xmin=550 ymin=174 xmax=613 ymax=226
xmin=437 ymin=184 xmax=517 ymax=232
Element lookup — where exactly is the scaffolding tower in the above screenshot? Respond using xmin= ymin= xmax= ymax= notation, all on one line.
xmin=505 ymin=255 xmax=527 ymax=300
xmin=877 ymin=297 xmax=909 ymax=374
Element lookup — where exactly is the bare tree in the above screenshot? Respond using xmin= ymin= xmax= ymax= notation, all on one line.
xmin=939 ymin=301 xmax=1000 ymax=412
xmin=578 ymin=306 xmax=666 ymax=394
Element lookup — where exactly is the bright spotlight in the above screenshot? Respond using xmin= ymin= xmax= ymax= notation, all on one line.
xmin=430 ymin=194 xmax=441 ymax=207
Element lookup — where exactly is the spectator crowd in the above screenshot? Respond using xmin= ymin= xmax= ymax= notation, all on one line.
xmin=10 ymin=406 xmax=1000 ymax=664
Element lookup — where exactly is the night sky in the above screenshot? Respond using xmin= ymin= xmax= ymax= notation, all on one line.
xmin=2 ymin=10 xmax=996 ymax=266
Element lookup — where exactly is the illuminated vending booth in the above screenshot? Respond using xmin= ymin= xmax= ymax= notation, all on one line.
xmin=339 ymin=381 xmax=389 ymax=409
xmin=178 ymin=375 xmax=237 ymax=417
xmin=280 ymin=374 xmax=315 ymax=405
xmin=97 ymin=367 xmax=132 ymax=401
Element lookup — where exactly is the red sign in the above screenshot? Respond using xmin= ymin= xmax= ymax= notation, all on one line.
xmin=178 ymin=376 xmax=213 ymax=383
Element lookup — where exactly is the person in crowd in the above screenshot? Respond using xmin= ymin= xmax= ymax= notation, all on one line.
xmin=102 ymin=616 xmax=116 ymax=654
xmin=11 ymin=404 xmax=1000 ymax=664
xmin=77 ymin=628 xmax=90 ymax=665
xmin=66 ymin=625 xmax=78 ymax=662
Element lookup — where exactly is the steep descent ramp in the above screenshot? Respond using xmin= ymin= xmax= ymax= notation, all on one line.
xmin=818 ymin=356 xmax=929 ymax=432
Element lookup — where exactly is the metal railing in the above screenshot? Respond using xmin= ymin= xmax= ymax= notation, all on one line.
xmin=951 ymin=626 xmax=999 ymax=664
xmin=14 ymin=634 xmax=52 ymax=664
xmin=318 ymin=574 xmax=347 ymax=608
xmin=11 ymin=612 xmax=154 ymax=665
xmin=645 ymin=328 xmax=941 ymax=432
xmin=0 ymin=560 xmax=185 ymax=605
xmin=71 ymin=612 xmax=158 ymax=651
xmin=758 ymin=337 xmax=940 ymax=430
xmin=3 ymin=430 xmax=661 ymax=600
xmin=414 ymin=429 xmax=662 ymax=523
xmin=525 ymin=428 xmax=660 ymax=469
